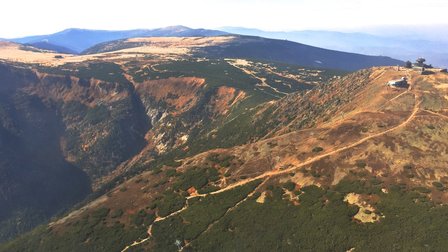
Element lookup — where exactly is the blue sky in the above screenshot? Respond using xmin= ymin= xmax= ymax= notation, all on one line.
xmin=2 ymin=0 xmax=447 ymax=38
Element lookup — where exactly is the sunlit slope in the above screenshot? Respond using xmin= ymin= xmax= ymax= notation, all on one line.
xmin=5 ymin=67 xmax=448 ymax=251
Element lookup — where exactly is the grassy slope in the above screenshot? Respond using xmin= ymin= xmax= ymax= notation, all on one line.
xmin=6 ymin=56 xmax=442 ymax=251
xmin=82 ymin=35 xmax=403 ymax=71
xmin=189 ymin=181 xmax=448 ymax=251
xmin=0 ymin=58 xmax=343 ymax=244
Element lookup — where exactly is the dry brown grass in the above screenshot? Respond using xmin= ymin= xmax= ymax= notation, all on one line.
xmin=0 ymin=36 xmax=236 ymax=66
xmin=136 ymin=77 xmax=205 ymax=115
xmin=43 ymin=67 xmax=448 ymax=241
xmin=127 ymin=36 xmax=235 ymax=47
xmin=160 ymin=68 xmax=448 ymax=203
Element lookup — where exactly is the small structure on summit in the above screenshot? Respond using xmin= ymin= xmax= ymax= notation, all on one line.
xmin=387 ymin=77 xmax=408 ymax=88
xmin=405 ymin=57 xmax=438 ymax=75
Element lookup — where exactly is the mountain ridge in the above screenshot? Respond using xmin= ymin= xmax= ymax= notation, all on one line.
xmin=1 ymin=26 xmax=444 ymax=250
xmin=8 ymin=25 xmax=448 ymax=67
xmin=220 ymin=26 xmax=448 ymax=67
xmin=3 ymin=65 xmax=448 ymax=251
xmin=10 ymin=26 xmax=229 ymax=53
xmin=81 ymin=35 xmax=403 ymax=71
xmin=0 ymin=43 xmax=347 ymax=241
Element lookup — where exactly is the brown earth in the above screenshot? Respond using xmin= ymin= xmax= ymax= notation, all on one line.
xmin=136 ymin=77 xmax=205 ymax=114
xmin=38 ymin=66 xmax=448 ymax=251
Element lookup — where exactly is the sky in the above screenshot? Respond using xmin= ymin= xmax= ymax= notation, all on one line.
xmin=1 ymin=0 xmax=447 ymax=38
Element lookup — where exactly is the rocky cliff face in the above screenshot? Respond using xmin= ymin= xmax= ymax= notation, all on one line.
xmin=0 ymin=37 xmax=350 ymax=243
xmin=0 ymin=61 xmax=264 ymax=241
xmin=6 ymin=67 xmax=448 ymax=251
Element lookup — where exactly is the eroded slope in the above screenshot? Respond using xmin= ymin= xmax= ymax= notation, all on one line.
xmin=6 ymin=67 xmax=448 ymax=251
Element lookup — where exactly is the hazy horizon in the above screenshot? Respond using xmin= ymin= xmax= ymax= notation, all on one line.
xmin=2 ymin=0 xmax=447 ymax=38
xmin=3 ymin=24 xmax=448 ymax=42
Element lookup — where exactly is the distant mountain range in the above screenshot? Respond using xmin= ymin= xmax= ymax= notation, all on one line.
xmin=11 ymin=26 xmax=228 ymax=53
xmin=220 ymin=27 xmax=448 ymax=67
xmin=9 ymin=26 xmax=447 ymax=67
xmin=2 ymin=24 xmax=448 ymax=250
xmin=195 ymin=36 xmax=403 ymax=71
xmin=2 ymin=25 xmax=404 ymax=72
xmin=82 ymin=35 xmax=403 ymax=71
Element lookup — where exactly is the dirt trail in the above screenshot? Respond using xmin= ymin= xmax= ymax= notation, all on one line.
xmin=121 ymin=203 xmax=190 ymax=251
xmin=376 ymin=73 xmax=413 ymax=112
xmin=423 ymin=109 xmax=448 ymax=120
xmin=121 ymin=237 xmax=151 ymax=252
xmin=181 ymin=179 xmax=268 ymax=250
xmin=121 ymin=73 xmax=421 ymax=251
xmin=121 ymin=178 xmax=266 ymax=251
xmin=379 ymin=89 xmax=409 ymax=110
xmin=227 ymin=60 xmax=287 ymax=96
xmin=196 ymin=85 xmax=420 ymax=197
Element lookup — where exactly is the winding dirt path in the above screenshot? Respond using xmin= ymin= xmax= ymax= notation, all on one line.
xmin=181 ymin=179 xmax=269 ymax=250
xmin=121 ymin=202 xmax=191 ymax=251
xmin=121 ymin=178 xmax=267 ymax=251
xmin=226 ymin=59 xmax=287 ymax=96
xmin=121 ymin=76 xmax=420 ymax=251
xmin=195 ymin=90 xmax=420 ymax=198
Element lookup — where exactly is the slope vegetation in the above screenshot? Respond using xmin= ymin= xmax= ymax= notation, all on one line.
xmin=5 ymin=67 xmax=448 ymax=251
xmin=11 ymin=26 xmax=228 ymax=53
xmin=83 ymin=36 xmax=403 ymax=71
xmin=0 ymin=40 xmax=344 ymax=242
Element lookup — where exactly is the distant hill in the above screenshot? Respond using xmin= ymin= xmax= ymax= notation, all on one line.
xmin=11 ymin=26 xmax=228 ymax=53
xmin=5 ymin=64 xmax=448 ymax=251
xmin=197 ymin=36 xmax=403 ymax=71
xmin=2 ymin=24 xmax=448 ymax=250
xmin=84 ymin=35 xmax=403 ymax=71
xmin=9 ymin=26 xmax=448 ymax=67
xmin=221 ymin=27 xmax=448 ymax=67
xmin=25 ymin=41 xmax=77 ymax=54
xmin=0 ymin=49 xmax=343 ymax=241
